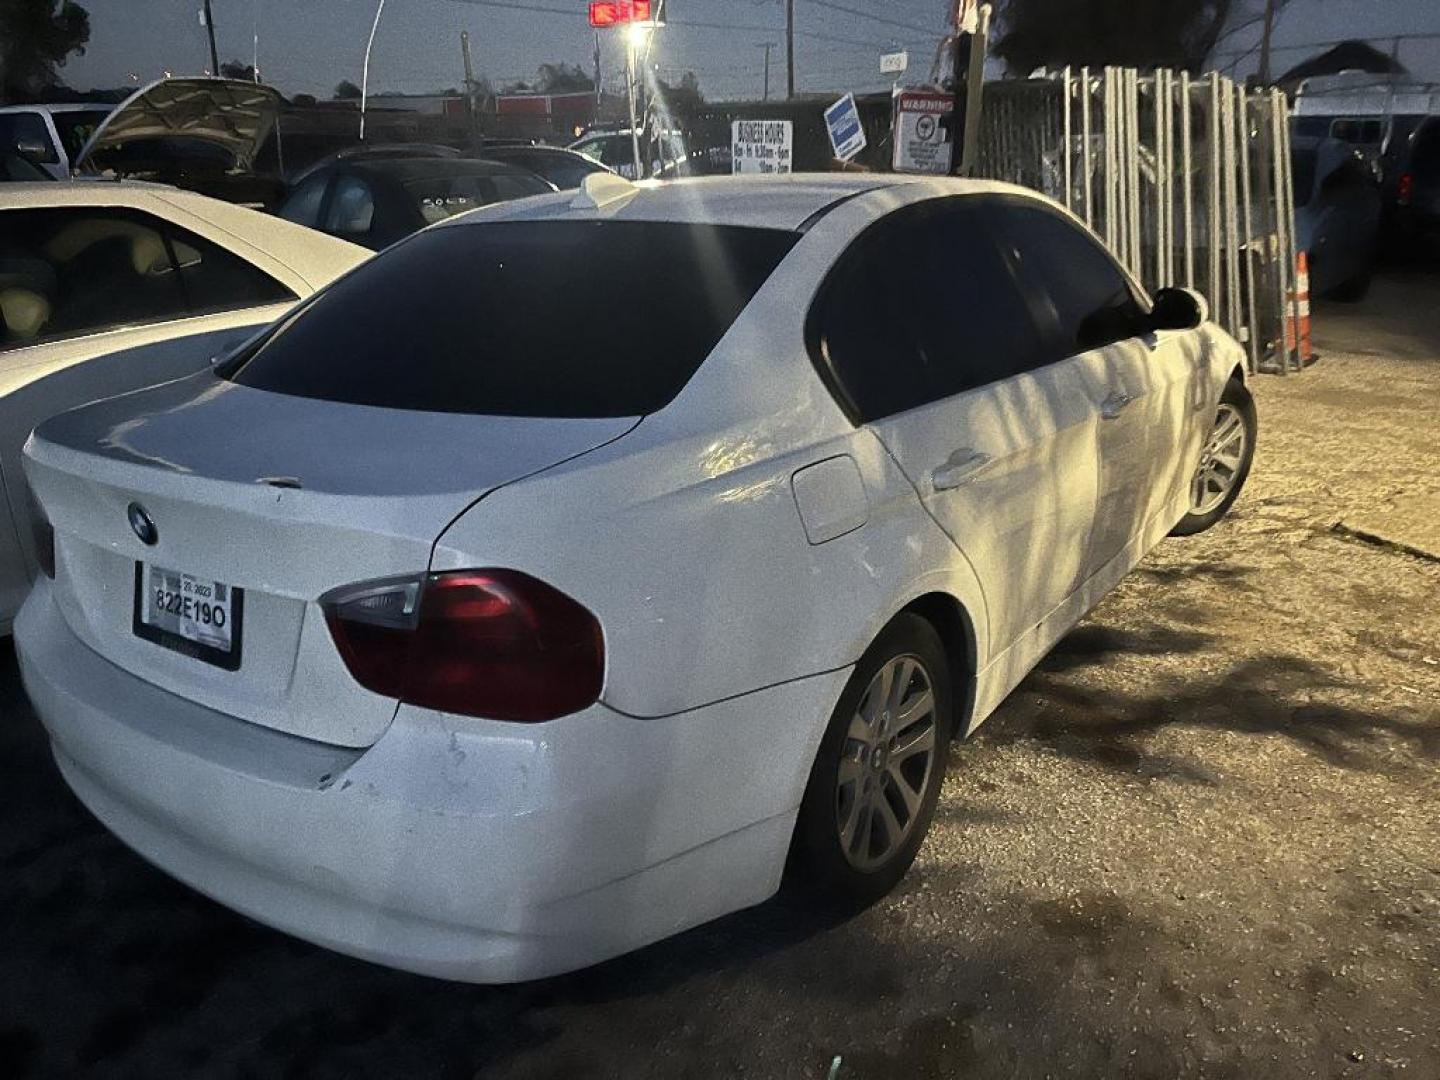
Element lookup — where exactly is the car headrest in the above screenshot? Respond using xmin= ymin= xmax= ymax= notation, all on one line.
xmin=46 ymin=219 xmax=177 ymax=277
xmin=0 ymin=288 xmax=53 ymax=343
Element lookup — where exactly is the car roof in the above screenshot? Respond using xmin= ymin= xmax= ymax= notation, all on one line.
xmin=348 ymin=157 xmax=541 ymax=181
xmin=440 ymin=174 xmax=1032 ymax=232
xmin=0 ymin=103 xmax=112 ymax=115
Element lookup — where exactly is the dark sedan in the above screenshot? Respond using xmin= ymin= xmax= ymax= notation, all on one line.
xmin=277 ymin=157 xmax=554 ymax=249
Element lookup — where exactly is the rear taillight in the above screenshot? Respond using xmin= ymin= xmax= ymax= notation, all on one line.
xmin=1398 ymin=171 xmax=1414 ymax=206
xmin=31 ymin=509 xmax=54 ymax=579
xmin=322 ymin=570 xmax=604 ymax=722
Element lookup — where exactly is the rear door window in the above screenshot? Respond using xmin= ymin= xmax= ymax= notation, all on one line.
xmin=0 ymin=207 xmax=187 ymax=349
xmin=990 ymin=200 xmax=1148 ymax=360
xmin=811 ymin=199 xmax=1047 ymax=422
xmin=0 ymin=208 xmax=293 ymax=351
xmin=223 ymin=220 xmax=800 ymax=417
xmin=166 ymin=225 xmax=295 ymax=314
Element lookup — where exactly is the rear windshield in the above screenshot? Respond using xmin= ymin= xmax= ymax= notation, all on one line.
xmin=223 ymin=220 xmax=800 ymax=417
xmin=401 ymin=172 xmax=550 ymax=224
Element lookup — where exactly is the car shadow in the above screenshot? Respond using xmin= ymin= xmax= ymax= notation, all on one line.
xmin=978 ymin=621 xmax=1439 ymax=784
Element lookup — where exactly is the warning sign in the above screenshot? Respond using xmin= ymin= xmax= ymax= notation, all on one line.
xmin=731 ymin=119 xmax=793 ymax=174
xmin=892 ymin=89 xmax=953 ymax=175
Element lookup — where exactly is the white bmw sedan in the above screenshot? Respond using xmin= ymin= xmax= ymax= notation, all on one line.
xmin=0 ymin=182 xmax=368 ymax=630
xmin=15 ymin=175 xmax=1256 ymax=983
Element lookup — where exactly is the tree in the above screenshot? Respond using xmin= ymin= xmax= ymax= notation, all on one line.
xmin=535 ymin=62 xmax=594 ymax=94
xmin=333 ymin=79 xmax=362 ymax=100
xmin=654 ymin=71 xmax=703 ymax=113
xmin=219 ymin=59 xmax=257 ymax=82
xmin=992 ymin=0 xmax=1239 ymax=74
xmin=0 ymin=0 xmax=91 ymax=102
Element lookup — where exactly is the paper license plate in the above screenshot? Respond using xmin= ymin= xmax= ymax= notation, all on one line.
xmin=133 ymin=562 xmax=243 ymax=670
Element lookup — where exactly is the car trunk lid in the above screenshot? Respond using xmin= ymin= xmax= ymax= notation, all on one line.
xmin=24 ymin=371 xmax=637 ymax=747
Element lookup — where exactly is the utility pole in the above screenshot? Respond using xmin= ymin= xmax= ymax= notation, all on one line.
xmin=785 ymin=0 xmax=795 ymax=98
xmin=1258 ymin=0 xmax=1278 ymax=85
xmin=202 ymin=0 xmax=220 ymax=77
xmin=461 ymin=31 xmax=480 ymax=152
xmin=760 ymin=43 xmax=773 ymax=102
xmin=593 ymin=31 xmax=603 ymax=125
xmin=626 ymin=32 xmax=642 ymax=179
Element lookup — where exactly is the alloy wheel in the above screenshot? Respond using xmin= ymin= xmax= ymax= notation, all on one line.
xmin=835 ymin=655 xmax=938 ymax=871
xmin=1190 ymin=402 xmax=1248 ymax=516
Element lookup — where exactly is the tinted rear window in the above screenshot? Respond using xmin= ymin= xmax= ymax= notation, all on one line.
xmin=402 ymin=172 xmax=550 ymax=224
xmin=223 ymin=220 xmax=800 ymax=417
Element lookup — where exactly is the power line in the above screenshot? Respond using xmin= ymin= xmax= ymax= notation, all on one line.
xmin=798 ymin=0 xmax=937 ymax=37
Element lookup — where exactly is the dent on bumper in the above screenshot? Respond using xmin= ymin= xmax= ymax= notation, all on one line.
xmin=15 ymin=579 xmax=849 ymax=982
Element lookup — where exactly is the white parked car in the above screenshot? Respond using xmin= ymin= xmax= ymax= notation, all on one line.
xmin=16 ymin=174 xmax=1255 ymax=983
xmin=0 ymin=181 xmax=368 ymax=629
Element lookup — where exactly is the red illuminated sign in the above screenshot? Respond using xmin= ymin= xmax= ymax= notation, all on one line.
xmin=588 ymin=0 xmax=653 ymax=28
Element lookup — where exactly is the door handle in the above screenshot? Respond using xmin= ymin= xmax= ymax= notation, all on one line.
xmin=1101 ymin=390 xmax=1137 ymax=420
xmin=932 ymin=450 xmax=993 ymax=491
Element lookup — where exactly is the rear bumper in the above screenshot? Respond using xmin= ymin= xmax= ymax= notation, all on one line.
xmin=16 ymin=579 xmax=848 ymax=982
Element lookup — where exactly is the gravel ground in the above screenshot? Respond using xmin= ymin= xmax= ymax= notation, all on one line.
xmin=2 ymin=273 xmax=1438 ymax=1079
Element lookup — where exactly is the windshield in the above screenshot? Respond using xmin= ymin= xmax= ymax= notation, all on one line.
xmin=51 ymin=109 xmax=111 ymax=159
xmin=224 ymin=220 xmax=800 ymax=417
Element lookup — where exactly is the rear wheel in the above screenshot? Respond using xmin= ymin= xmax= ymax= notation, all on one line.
xmin=788 ymin=614 xmax=955 ymax=909
xmin=1170 ymin=379 xmax=1257 ymax=536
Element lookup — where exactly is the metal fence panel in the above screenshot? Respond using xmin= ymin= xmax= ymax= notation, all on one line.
xmin=972 ymin=69 xmax=1298 ymax=373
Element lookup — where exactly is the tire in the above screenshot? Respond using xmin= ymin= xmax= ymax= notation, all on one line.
xmin=787 ymin=613 xmax=955 ymax=910
xmin=1170 ymin=378 xmax=1257 ymax=537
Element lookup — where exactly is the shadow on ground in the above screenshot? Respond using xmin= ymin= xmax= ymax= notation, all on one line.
xmin=978 ymin=618 xmax=1440 ymax=785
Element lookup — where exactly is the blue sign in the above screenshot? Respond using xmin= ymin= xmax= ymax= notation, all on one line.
xmin=824 ymin=93 xmax=867 ymax=162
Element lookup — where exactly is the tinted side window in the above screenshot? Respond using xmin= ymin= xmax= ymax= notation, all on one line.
xmin=814 ymin=201 xmax=1046 ymax=422
xmin=0 ymin=208 xmax=187 ymax=350
xmin=166 ymin=225 xmax=295 ymax=314
xmin=993 ymin=203 xmax=1146 ymax=358
xmin=279 ymin=174 xmax=329 ymax=227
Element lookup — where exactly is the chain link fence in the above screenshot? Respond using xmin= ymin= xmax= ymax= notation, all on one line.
xmin=973 ymin=69 xmax=1304 ymax=374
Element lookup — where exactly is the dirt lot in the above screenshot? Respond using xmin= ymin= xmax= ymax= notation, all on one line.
xmin=2 ymin=274 xmax=1437 ymax=1079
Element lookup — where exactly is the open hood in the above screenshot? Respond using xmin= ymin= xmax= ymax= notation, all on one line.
xmin=74 ymin=77 xmax=283 ymax=174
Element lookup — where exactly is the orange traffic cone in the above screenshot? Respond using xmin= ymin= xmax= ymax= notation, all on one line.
xmin=1284 ymin=252 xmax=1315 ymax=368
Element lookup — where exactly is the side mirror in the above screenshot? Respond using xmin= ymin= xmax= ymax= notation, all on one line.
xmin=1150 ymin=287 xmax=1208 ymax=332
xmin=15 ymin=138 xmax=51 ymax=162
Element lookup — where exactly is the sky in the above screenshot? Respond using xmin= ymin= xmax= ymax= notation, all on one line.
xmin=56 ymin=0 xmax=1440 ymax=103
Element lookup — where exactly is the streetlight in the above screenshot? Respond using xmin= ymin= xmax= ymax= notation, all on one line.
xmin=360 ymin=0 xmax=388 ymax=140
xmin=589 ymin=1 xmax=660 ymax=180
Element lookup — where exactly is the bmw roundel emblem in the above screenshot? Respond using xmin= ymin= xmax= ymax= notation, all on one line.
xmin=127 ymin=502 xmax=157 ymax=546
